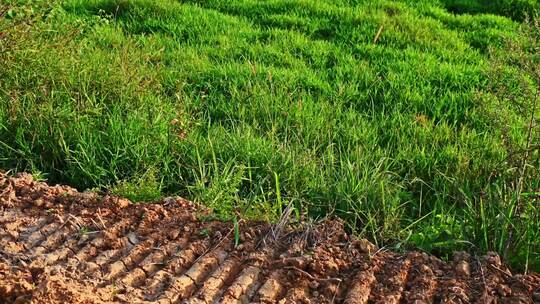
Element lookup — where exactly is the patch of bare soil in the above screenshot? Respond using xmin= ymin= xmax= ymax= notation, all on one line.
xmin=1 ymin=173 xmax=539 ymax=303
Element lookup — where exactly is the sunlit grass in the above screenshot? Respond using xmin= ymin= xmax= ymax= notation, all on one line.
xmin=0 ymin=0 xmax=538 ymax=270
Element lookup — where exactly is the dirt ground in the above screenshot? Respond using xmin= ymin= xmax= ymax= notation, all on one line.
xmin=1 ymin=173 xmax=539 ymax=303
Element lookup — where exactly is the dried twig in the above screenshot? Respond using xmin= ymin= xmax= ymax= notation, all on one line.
xmin=68 ymin=214 xmax=83 ymax=230
xmin=331 ymin=280 xmax=341 ymax=304
xmin=90 ymin=218 xmax=101 ymax=230
xmin=476 ymin=257 xmax=489 ymax=299
xmin=0 ymin=5 xmax=9 ymax=18
xmin=488 ymin=263 xmax=513 ymax=278
xmin=260 ymin=201 xmax=296 ymax=248
xmin=97 ymin=208 xmax=107 ymax=230
xmin=373 ymin=25 xmax=384 ymax=44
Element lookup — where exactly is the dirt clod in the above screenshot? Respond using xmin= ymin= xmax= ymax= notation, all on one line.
xmin=455 ymin=261 xmax=471 ymax=277
xmin=1 ymin=173 xmax=539 ymax=303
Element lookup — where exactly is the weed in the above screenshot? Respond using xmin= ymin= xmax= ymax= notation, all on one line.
xmin=110 ymin=168 xmax=162 ymax=203
xmin=79 ymin=226 xmax=90 ymax=236
xmin=199 ymin=228 xmax=212 ymax=238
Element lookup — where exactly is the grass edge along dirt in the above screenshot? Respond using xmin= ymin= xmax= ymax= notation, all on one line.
xmin=0 ymin=0 xmax=539 ymax=271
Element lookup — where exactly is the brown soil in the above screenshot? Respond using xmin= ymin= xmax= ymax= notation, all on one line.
xmin=1 ymin=173 xmax=539 ymax=304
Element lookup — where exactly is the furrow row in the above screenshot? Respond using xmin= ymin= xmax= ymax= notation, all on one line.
xmin=121 ymin=236 xmax=191 ymax=288
xmin=31 ymin=217 xmax=138 ymax=269
xmin=31 ymin=223 xmax=76 ymax=257
xmin=185 ymin=256 xmax=242 ymax=304
xmin=144 ymin=239 xmax=212 ymax=301
xmin=158 ymin=248 xmax=229 ymax=303
xmin=220 ymin=263 xmax=265 ymax=303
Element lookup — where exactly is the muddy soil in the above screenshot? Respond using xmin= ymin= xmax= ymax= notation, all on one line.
xmin=1 ymin=173 xmax=539 ymax=303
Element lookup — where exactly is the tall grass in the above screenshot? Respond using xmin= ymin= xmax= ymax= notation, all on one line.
xmin=0 ymin=0 xmax=538 ymax=270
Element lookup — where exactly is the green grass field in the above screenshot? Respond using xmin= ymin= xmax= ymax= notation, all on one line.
xmin=1 ymin=0 xmax=539 ymax=270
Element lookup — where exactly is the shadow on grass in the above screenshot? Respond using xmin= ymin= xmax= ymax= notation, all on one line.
xmin=442 ymin=0 xmax=538 ymax=20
